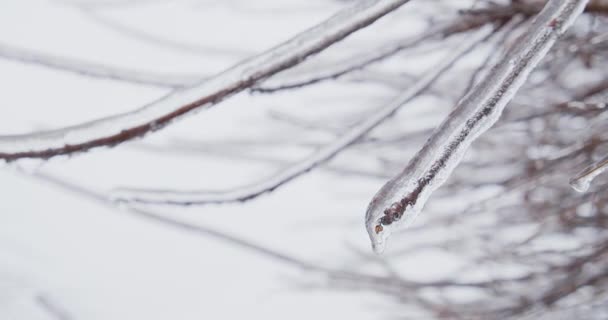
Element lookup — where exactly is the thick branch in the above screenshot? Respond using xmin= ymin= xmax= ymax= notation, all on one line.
xmin=364 ymin=0 xmax=590 ymax=254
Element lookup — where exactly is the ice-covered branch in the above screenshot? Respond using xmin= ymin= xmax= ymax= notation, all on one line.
xmin=255 ymin=0 xmax=608 ymax=94
xmin=252 ymin=26 xmax=443 ymax=94
xmin=364 ymin=0 xmax=589 ymax=254
xmin=110 ymin=27 xmax=493 ymax=205
xmin=0 ymin=42 xmax=201 ymax=88
xmin=0 ymin=0 xmax=411 ymax=162
xmin=570 ymin=153 xmax=608 ymax=192
xmin=253 ymin=4 xmax=531 ymax=94
xmin=28 ymin=170 xmax=319 ymax=271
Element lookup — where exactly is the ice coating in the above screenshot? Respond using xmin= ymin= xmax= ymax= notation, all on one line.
xmin=256 ymin=21 xmax=450 ymax=92
xmin=0 ymin=0 xmax=411 ymax=161
xmin=570 ymin=155 xmax=608 ymax=192
xmin=112 ymin=27 xmax=494 ymax=206
xmin=365 ymin=0 xmax=589 ymax=254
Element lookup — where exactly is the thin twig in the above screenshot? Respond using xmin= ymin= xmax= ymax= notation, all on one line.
xmin=111 ymin=26 xmax=494 ymax=205
xmin=253 ymin=5 xmax=526 ymax=94
xmin=27 ymin=169 xmax=318 ymax=270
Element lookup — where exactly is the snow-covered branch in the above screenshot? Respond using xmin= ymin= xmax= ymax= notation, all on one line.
xmin=0 ymin=0 xmax=411 ymax=162
xmin=110 ymin=26 xmax=494 ymax=205
xmin=364 ymin=0 xmax=590 ymax=254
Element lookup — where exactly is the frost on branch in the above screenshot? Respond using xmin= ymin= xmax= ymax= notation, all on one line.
xmin=365 ymin=0 xmax=590 ymax=254
xmin=0 ymin=0 xmax=411 ymax=162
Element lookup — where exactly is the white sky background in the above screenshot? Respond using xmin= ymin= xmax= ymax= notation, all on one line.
xmin=0 ymin=0 xmax=481 ymax=319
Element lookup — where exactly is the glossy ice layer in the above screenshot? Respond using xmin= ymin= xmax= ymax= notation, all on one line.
xmin=365 ymin=0 xmax=589 ymax=254
xmin=111 ymin=26 xmax=493 ymax=206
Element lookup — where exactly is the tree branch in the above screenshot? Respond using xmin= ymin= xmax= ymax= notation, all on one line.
xmin=364 ymin=0 xmax=590 ymax=254
xmin=253 ymin=3 xmax=534 ymax=94
xmin=0 ymin=0 xmax=412 ymax=162
xmin=110 ymin=26 xmax=494 ymax=205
